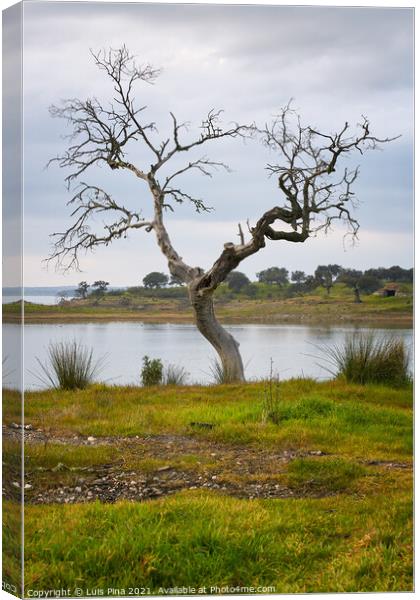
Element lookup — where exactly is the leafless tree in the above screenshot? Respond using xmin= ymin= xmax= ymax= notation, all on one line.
xmin=48 ymin=46 xmax=397 ymax=382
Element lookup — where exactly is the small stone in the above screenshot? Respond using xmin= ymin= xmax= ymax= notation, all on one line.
xmin=11 ymin=423 xmax=20 ymax=429
xmin=75 ymin=486 xmax=82 ymax=493
xmin=52 ymin=462 xmax=68 ymax=472
xmin=24 ymin=424 xmax=33 ymax=430
xmin=157 ymin=466 xmax=172 ymax=472
xmin=211 ymin=475 xmax=217 ymax=480
xmin=130 ymin=480 xmax=137 ymax=486
xmin=87 ymin=436 xmax=96 ymax=442
xmin=210 ymin=453 xmax=217 ymax=457
xmin=24 ymin=483 xmax=32 ymax=490
xmin=12 ymin=481 xmax=20 ymax=488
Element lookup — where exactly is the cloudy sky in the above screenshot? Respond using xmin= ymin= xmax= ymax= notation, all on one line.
xmin=5 ymin=1 xmax=414 ymax=286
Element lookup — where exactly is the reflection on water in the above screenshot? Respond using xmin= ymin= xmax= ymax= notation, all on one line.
xmin=2 ymin=322 xmax=413 ymax=390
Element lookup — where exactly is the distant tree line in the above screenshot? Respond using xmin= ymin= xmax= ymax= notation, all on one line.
xmin=136 ymin=264 xmax=412 ymax=301
xmin=74 ymin=265 xmax=412 ymax=303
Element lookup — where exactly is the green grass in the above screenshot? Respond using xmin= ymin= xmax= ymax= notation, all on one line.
xmin=23 ymin=490 xmax=412 ymax=593
xmin=9 ymin=380 xmax=411 ymax=461
xmin=3 ymin=379 xmax=412 ymax=593
xmin=17 ymin=441 xmax=118 ymax=471
xmin=3 ymin=502 xmax=22 ymax=596
xmin=287 ymin=457 xmax=367 ymax=493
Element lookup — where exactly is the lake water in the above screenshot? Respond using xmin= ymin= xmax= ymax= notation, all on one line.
xmin=2 ymin=322 xmax=413 ymax=390
xmin=3 ymin=295 xmax=73 ymax=305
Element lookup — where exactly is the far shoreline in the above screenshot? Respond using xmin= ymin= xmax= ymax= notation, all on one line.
xmin=3 ymin=312 xmax=413 ymax=328
xmin=3 ymin=289 xmax=413 ymax=328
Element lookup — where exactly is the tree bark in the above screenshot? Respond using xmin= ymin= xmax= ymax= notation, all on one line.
xmin=189 ymin=284 xmax=245 ymax=382
xmin=354 ymin=286 xmax=362 ymax=303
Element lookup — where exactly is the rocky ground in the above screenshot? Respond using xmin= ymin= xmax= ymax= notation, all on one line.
xmin=3 ymin=423 xmax=410 ymax=505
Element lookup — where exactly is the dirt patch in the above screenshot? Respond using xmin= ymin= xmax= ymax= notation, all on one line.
xmin=25 ymin=464 xmax=303 ymax=505
xmin=3 ymin=424 xmax=411 ymax=505
xmin=4 ymin=424 xmax=327 ymax=503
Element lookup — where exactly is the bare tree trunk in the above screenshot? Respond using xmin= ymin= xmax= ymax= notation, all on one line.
xmin=189 ymin=285 xmax=245 ymax=382
xmin=354 ymin=286 xmax=362 ymax=303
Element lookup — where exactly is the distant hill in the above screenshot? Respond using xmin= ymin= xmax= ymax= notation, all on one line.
xmin=3 ymin=286 xmax=78 ymax=297
xmin=3 ymin=286 xmax=125 ymax=297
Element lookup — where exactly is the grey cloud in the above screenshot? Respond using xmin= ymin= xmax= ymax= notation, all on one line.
xmin=14 ymin=1 xmax=414 ymax=285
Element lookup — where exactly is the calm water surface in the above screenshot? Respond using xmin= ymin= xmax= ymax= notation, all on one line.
xmin=3 ymin=295 xmax=73 ymax=305
xmin=3 ymin=322 xmax=413 ymax=390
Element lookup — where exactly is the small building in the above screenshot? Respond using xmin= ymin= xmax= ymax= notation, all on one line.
xmin=381 ymin=283 xmax=399 ymax=297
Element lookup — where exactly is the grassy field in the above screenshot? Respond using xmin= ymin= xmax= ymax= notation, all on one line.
xmin=23 ymin=491 xmax=412 ymax=593
xmin=3 ymin=284 xmax=413 ymax=325
xmin=3 ymin=378 xmax=413 ymax=594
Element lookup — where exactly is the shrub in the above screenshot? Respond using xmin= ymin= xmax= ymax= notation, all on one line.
xmin=141 ymin=355 xmax=163 ymax=386
xmin=320 ymin=332 xmax=411 ymax=387
xmin=163 ymin=364 xmax=189 ymax=385
xmin=119 ymin=296 xmax=131 ymax=306
xmin=35 ymin=341 xmax=102 ymax=390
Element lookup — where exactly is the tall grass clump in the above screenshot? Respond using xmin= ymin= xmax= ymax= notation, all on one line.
xmin=261 ymin=359 xmax=283 ymax=424
xmin=35 ymin=341 xmax=102 ymax=390
xmin=2 ymin=357 xmax=12 ymax=381
xmin=141 ymin=356 xmax=163 ymax=386
xmin=320 ymin=332 xmax=411 ymax=387
xmin=208 ymin=357 xmax=239 ymax=384
xmin=163 ymin=364 xmax=189 ymax=385
xmin=209 ymin=358 xmax=225 ymax=384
